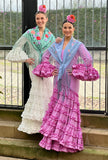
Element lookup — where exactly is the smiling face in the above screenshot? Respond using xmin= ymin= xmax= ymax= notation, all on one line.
xmin=35 ymin=13 xmax=48 ymax=29
xmin=62 ymin=22 xmax=75 ymax=38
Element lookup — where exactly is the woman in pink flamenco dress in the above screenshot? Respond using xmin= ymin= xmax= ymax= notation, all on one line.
xmin=32 ymin=14 xmax=99 ymax=152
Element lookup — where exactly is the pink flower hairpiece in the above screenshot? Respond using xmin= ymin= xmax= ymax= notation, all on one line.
xmin=67 ymin=15 xmax=76 ymax=23
xmin=39 ymin=5 xmax=46 ymax=13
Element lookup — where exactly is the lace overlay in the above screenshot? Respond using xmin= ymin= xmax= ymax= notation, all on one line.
xmin=18 ymin=66 xmax=53 ymax=134
xmin=6 ymin=47 xmax=29 ymax=62
xmin=6 ymin=36 xmax=43 ymax=68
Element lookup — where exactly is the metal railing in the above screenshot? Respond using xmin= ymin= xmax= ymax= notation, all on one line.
xmin=0 ymin=49 xmax=23 ymax=108
xmin=0 ymin=0 xmax=23 ymax=108
xmin=0 ymin=0 xmax=107 ymax=114
xmin=38 ymin=0 xmax=107 ymax=113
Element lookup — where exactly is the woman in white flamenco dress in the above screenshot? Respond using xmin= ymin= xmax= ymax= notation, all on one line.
xmin=6 ymin=5 xmax=55 ymax=134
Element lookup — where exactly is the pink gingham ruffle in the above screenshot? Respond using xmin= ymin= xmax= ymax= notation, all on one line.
xmin=72 ymin=64 xmax=99 ymax=81
xmin=32 ymin=62 xmax=56 ymax=77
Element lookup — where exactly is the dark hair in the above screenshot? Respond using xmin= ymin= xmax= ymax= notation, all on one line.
xmin=62 ymin=20 xmax=74 ymax=26
xmin=35 ymin=11 xmax=47 ymax=17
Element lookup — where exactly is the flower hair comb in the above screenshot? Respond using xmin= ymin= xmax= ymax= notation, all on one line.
xmin=67 ymin=15 xmax=76 ymax=23
xmin=39 ymin=5 xmax=46 ymax=13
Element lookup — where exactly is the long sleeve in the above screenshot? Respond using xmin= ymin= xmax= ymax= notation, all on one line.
xmin=42 ymin=50 xmax=51 ymax=62
xmin=78 ymin=43 xmax=92 ymax=66
xmin=6 ymin=36 xmax=29 ymax=62
xmin=72 ymin=43 xmax=99 ymax=81
xmin=32 ymin=50 xmax=56 ymax=77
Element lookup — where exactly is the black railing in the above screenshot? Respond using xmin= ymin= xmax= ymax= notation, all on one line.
xmin=0 ymin=0 xmax=107 ymax=115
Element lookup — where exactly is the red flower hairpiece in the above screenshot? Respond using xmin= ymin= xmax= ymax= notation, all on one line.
xmin=67 ymin=14 xmax=76 ymax=23
xmin=39 ymin=5 xmax=46 ymax=13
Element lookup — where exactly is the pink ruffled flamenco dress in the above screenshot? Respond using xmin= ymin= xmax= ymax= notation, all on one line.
xmin=32 ymin=45 xmax=99 ymax=153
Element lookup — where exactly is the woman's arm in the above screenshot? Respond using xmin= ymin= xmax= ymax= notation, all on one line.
xmin=42 ymin=50 xmax=51 ymax=62
xmin=32 ymin=50 xmax=56 ymax=77
xmin=6 ymin=35 xmax=35 ymax=65
xmin=72 ymin=43 xmax=99 ymax=81
xmin=78 ymin=43 xmax=92 ymax=66
xmin=6 ymin=36 xmax=28 ymax=62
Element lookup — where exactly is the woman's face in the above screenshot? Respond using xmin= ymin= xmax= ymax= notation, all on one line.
xmin=62 ymin=22 xmax=75 ymax=38
xmin=35 ymin=13 xmax=48 ymax=28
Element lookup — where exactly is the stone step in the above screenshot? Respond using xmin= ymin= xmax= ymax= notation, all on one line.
xmin=83 ymin=127 xmax=108 ymax=148
xmin=0 ymin=121 xmax=42 ymax=140
xmin=0 ymin=137 xmax=108 ymax=160
xmin=0 ymin=109 xmax=108 ymax=129
xmin=0 ymin=109 xmax=22 ymax=122
xmin=0 ymin=156 xmax=27 ymax=160
xmin=0 ymin=120 xmax=108 ymax=148
xmin=81 ymin=113 xmax=108 ymax=129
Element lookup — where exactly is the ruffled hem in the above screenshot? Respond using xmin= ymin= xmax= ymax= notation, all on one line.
xmin=18 ymin=66 xmax=53 ymax=134
xmin=6 ymin=47 xmax=29 ymax=62
xmin=72 ymin=64 xmax=99 ymax=81
xmin=39 ymin=136 xmax=84 ymax=153
xmin=39 ymin=84 xmax=83 ymax=152
xmin=32 ymin=61 xmax=56 ymax=77
xmin=18 ymin=118 xmax=42 ymax=134
xmin=21 ymin=111 xmax=44 ymax=122
xmin=20 ymin=66 xmax=53 ymax=122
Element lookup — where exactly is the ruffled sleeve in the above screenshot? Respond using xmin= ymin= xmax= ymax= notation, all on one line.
xmin=32 ymin=61 xmax=56 ymax=77
xmin=6 ymin=47 xmax=29 ymax=62
xmin=6 ymin=36 xmax=29 ymax=62
xmin=32 ymin=50 xmax=56 ymax=77
xmin=72 ymin=43 xmax=99 ymax=81
xmin=72 ymin=64 xmax=99 ymax=81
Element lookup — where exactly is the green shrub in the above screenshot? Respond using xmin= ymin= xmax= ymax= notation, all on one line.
xmin=46 ymin=8 xmax=106 ymax=47
xmin=0 ymin=8 xmax=106 ymax=47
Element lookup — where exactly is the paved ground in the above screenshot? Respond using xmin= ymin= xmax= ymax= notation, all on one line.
xmin=0 ymin=156 xmax=28 ymax=160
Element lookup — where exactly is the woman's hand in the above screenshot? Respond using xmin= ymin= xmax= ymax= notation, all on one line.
xmin=52 ymin=69 xmax=58 ymax=76
xmin=25 ymin=58 xmax=35 ymax=65
xmin=55 ymin=37 xmax=62 ymax=43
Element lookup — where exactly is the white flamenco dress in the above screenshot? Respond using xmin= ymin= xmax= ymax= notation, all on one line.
xmin=6 ymin=36 xmax=53 ymax=134
xmin=18 ymin=65 xmax=53 ymax=134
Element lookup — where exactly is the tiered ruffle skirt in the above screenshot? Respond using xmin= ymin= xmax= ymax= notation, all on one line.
xmin=39 ymin=84 xmax=84 ymax=152
xmin=18 ymin=66 xmax=53 ymax=134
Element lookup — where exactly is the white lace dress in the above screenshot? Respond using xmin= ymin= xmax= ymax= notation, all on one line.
xmin=18 ymin=65 xmax=53 ymax=134
xmin=6 ymin=36 xmax=53 ymax=134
